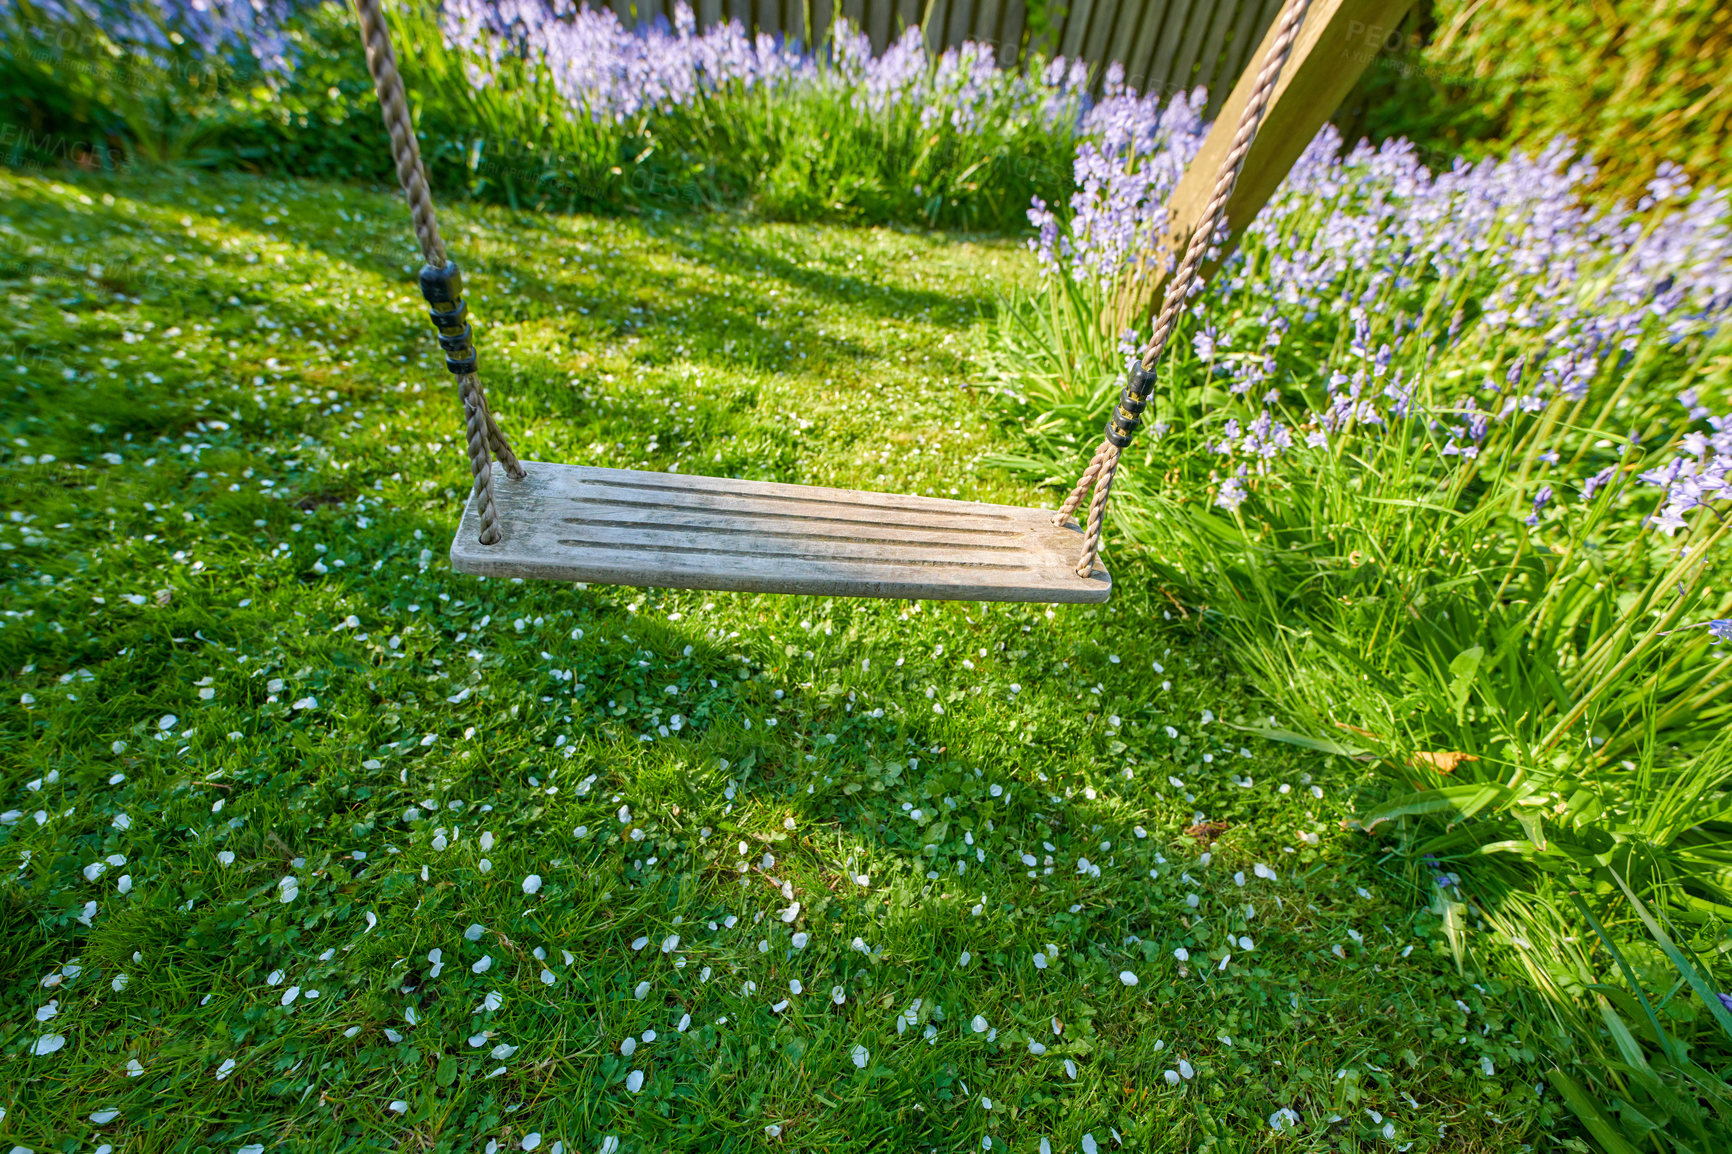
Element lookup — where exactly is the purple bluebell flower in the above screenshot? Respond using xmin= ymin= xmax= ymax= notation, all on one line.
xmin=1214 ymin=477 xmax=1247 ymax=512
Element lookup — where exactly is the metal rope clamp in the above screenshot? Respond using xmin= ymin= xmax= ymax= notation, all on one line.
xmin=1103 ymin=362 xmax=1160 ymax=449
xmin=419 ymin=260 xmax=478 ymax=375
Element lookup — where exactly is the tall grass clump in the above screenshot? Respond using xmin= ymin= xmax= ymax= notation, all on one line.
xmin=991 ymin=122 xmax=1732 ymax=1142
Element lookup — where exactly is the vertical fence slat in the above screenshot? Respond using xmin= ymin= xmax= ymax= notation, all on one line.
xmin=759 ymin=0 xmax=780 ymax=37
xmin=972 ymin=0 xmax=1003 ymax=50
xmin=1167 ymin=0 xmax=1216 ymax=94
xmin=1080 ymin=0 xmax=1124 ymax=76
xmin=813 ymin=0 xmax=834 ymax=46
xmin=892 ymin=0 xmax=917 ymax=45
xmin=924 ymin=0 xmax=949 ymax=51
xmin=996 ymin=0 xmax=1025 ymax=65
xmin=1146 ymin=0 xmax=1197 ymax=96
xmin=1058 ymin=0 xmax=1096 ymax=60
xmin=1210 ymin=0 xmax=1278 ymax=114
xmin=946 ymin=0 xmax=973 ymax=47
xmin=1103 ymin=0 xmax=1149 ymax=73
xmin=840 ymin=0 xmax=864 ymax=37
xmin=785 ymin=0 xmax=808 ymax=45
xmin=1190 ymin=0 xmax=1240 ymax=99
xmin=1125 ymin=0 xmax=1173 ymax=93
xmin=699 ymin=0 xmax=723 ymax=29
xmin=728 ymin=0 xmax=752 ymax=33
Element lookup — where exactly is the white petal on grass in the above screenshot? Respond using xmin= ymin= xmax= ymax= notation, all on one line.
xmin=634 ymin=981 xmax=651 ymax=1000
xmin=280 ymin=986 xmax=300 ymax=1007
xmin=661 ymin=933 xmax=680 ymax=953
xmin=477 ymin=859 xmax=492 ymax=874
xmin=490 ymin=1043 xmax=517 ymax=1059
xmin=599 ymin=1138 xmax=620 ymax=1154
xmin=620 ymin=1036 xmax=637 ymax=1057
xmin=387 ymin=1100 xmax=408 ymax=1114
xmin=464 ymin=924 xmax=486 ymax=941
xmin=126 ymin=1059 xmax=144 ymax=1077
xmin=792 ymin=932 xmax=809 ymax=949
xmin=1082 ymin=1136 xmax=1098 ymax=1154
xmin=831 ymin=985 xmax=846 ymax=1005
xmin=215 ymin=1058 xmax=236 ymax=1080
xmin=238 ymin=1145 xmax=266 ymax=1154
xmin=626 ymin=1069 xmax=645 ymax=1093
xmin=971 ymin=1015 xmax=988 ymax=1033
xmin=852 ymin=1043 xmax=869 ymax=1068
xmin=31 ymin=1034 xmax=66 ymax=1056
xmin=1119 ymin=971 xmax=1139 ymax=986
xmin=1032 ymin=954 xmax=1047 ymax=970
xmin=540 ymin=969 xmax=556 ymax=986
xmin=1064 ymin=1058 xmax=1077 ymax=1080
xmin=472 ymin=956 xmax=492 ymax=974
xmin=1173 ymin=947 xmax=1189 ymax=962
xmin=1164 ymin=1070 xmax=1180 ymax=1086
xmin=522 ymin=875 xmax=542 ymax=895
xmin=677 ymin=1013 xmax=691 ymax=1032
xmin=216 ymin=848 xmax=234 ymax=865
xmin=482 ymin=991 xmax=504 ymax=1012
xmin=522 ymin=1135 xmax=542 ymax=1151
xmin=1039 ymin=1141 xmax=1052 ymax=1154
xmin=1178 ymin=1059 xmax=1195 ymax=1079
xmin=631 ymin=936 xmax=649 ymax=951
xmin=789 ymin=979 xmax=801 ymax=995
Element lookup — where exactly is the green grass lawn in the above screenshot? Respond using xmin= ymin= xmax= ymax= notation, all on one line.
xmin=1 ymin=168 xmax=1568 ymax=1153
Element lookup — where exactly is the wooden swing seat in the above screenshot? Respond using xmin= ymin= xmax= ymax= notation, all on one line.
xmin=448 ymin=462 xmax=1111 ymax=602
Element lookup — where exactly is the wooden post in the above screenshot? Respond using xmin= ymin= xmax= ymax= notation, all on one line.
xmin=1116 ymin=0 xmax=1415 ymax=333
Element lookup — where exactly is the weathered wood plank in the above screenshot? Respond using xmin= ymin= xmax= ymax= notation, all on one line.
xmin=1125 ymin=0 xmax=1175 ymax=93
xmin=995 ymin=0 xmax=1025 ymax=66
xmin=699 ymin=0 xmax=724 ymax=30
xmin=1116 ymin=0 xmax=1415 ymax=330
xmin=1168 ymin=0 xmax=1218 ymax=94
xmin=924 ymin=0 xmax=950 ymax=52
xmin=972 ymin=0 xmax=1002 ymax=47
xmin=1145 ymin=0 xmax=1197 ymax=97
xmin=1103 ymin=0 xmax=1149 ymax=73
xmin=449 ymin=463 xmax=1111 ymax=603
xmin=1081 ymin=0 xmax=1124 ymax=76
xmin=1058 ymin=0 xmax=1095 ymax=60
xmin=1190 ymin=0 xmax=1241 ymax=100
xmin=893 ymin=0 xmax=918 ymax=47
xmin=1212 ymin=0 xmax=1280 ymax=116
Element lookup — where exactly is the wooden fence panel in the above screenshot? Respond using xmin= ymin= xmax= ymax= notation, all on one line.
xmin=670 ymin=0 xmax=1285 ymax=108
xmin=1190 ymin=0 xmax=1238 ymax=97
xmin=995 ymin=0 xmax=1024 ymax=65
xmin=1080 ymin=0 xmax=1124 ymax=71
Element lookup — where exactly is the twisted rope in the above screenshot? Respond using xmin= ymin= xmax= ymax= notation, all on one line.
xmin=353 ymin=0 xmax=523 ymax=546
xmin=1056 ymin=0 xmax=1312 ymax=578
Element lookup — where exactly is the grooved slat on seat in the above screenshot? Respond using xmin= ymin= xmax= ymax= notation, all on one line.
xmin=449 ymin=462 xmax=1111 ymax=603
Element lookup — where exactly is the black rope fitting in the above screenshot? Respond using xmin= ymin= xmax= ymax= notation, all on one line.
xmin=1103 ymin=365 xmax=1157 ymax=448
xmin=418 ymin=261 xmax=478 ymax=375
xmin=1126 ymin=361 xmax=1159 ymax=399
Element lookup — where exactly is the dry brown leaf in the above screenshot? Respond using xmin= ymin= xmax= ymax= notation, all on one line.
xmin=1411 ymin=750 xmax=1479 ymax=774
xmin=1184 ymin=820 xmax=1230 ymax=846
